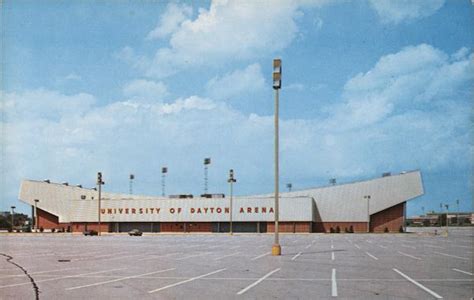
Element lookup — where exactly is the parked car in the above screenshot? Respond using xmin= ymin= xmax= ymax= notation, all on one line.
xmin=128 ymin=229 xmax=143 ymax=236
xmin=83 ymin=230 xmax=98 ymax=236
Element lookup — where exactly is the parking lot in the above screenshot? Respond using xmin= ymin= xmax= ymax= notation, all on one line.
xmin=0 ymin=227 xmax=472 ymax=299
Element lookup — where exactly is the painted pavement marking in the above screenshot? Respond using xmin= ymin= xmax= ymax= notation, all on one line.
xmin=237 ymin=268 xmax=280 ymax=295
xmin=365 ymin=252 xmax=378 ymax=260
xmin=66 ymin=268 xmax=175 ymax=290
xmin=291 ymin=252 xmax=302 ymax=261
xmin=251 ymin=252 xmax=270 ymax=261
xmin=434 ymin=252 xmax=469 ymax=260
xmin=397 ymin=251 xmax=421 ymax=260
xmin=148 ymin=268 xmax=226 ymax=294
xmin=393 ymin=268 xmax=442 ymax=299
xmin=452 ymin=268 xmax=473 ymax=276
xmin=0 ymin=268 xmax=126 ymax=289
xmin=331 ymin=268 xmax=337 ymax=297
xmin=215 ymin=252 xmax=240 ymax=261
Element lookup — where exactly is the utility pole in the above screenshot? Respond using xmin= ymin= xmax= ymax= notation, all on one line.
xmin=10 ymin=206 xmax=15 ymax=232
xmin=162 ymin=167 xmax=168 ymax=197
xmin=456 ymin=199 xmax=459 ymax=225
xmin=129 ymin=174 xmax=134 ymax=195
xmin=364 ymin=195 xmax=371 ymax=233
xmin=204 ymin=158 xmax=211 ymax=194
xmin=439 ymin=203 xmax=442 ymax=227
xmin=34 ymin=199 xmax=39 ymax=232
xmin=228 ymin=169 xmax=236 ymax=235
xmin=272 ymin=58 xmax=282 ymax=256
xmin=445 ymin=204 xmax=449 ymax=236
xmin=97 ymin=172 xmax=104 ymax=236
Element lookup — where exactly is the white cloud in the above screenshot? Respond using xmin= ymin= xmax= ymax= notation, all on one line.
xmin=369 ymin=0 xmax=445 ymax=24
xmin=146 ymin=3 xmax=193 ymax=40
xmin=123 ymin=79 xmax=169 ymax=102
xmin=160 ymin=96 xmax=216 ymax=114
xmin=325 ymin=44 xmax=472 ymax=130
xmin=284 ymin=83 xmax=305 ymax=92
xmin=64 ymin=73 xmax=82 ymax=81
xmin=2 ymin=89 xmax=96 ymax=121
xmin=205 ymin=64 xmax=265 ymax=100
xmin=3 ymin=44 xmax=471 ymax=212
xmin=143 ymin=1 xmax=306 ymax=78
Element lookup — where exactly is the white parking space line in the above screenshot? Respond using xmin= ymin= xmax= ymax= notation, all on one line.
xmin=331 ymin=252 xmax=335 ymax=261
xmin=354 ymin=244 xmax=361 ymax=249
xmin=137 ymin=253 xmax=180 ymax=261
xmin=434 ymin=252 xmax=469 ymax=260
xmin=452 ymin=268 xmax=473 ymax=276
xmin=423 ymin=244 xmax=444 ymax=249
xmin=452 ymin=245 xmax=472 ymax=249
xmin=176 ymin=253 xmax=210 ymax=261
xmin=401 ymin=244 xmax=416 ymax=249
xmin=215 ymin=252 xmax=240 ymax=261
xmin=397 ymin=251 xmax=421 ymax=260
xmin=0 ymin=267 xmax=80 ymax=278
xmin=251 ymin=252 xmax=270 ymax=261
xmin=291 ymin=252 xmax=302 ymax=261
xmin=305 ymin=244 xmax=312 ymax=249
xmin=237 ymin=268 xmax=280 ymax=295
xmin=148 ymin=268 xmax=226 ymax=294
xmin=365 ymin=240 xmax=373 ymax=244
xmin=393 ymin=268 xmax=443 ymax=299
xmin=66 ymin=268 xmax=175 ymax=290
xmin=378 ymin=245 xmax=388 ymax=249
xmin=331 ymin=268 xmax=337 ymax=297
xmin=74 ymin=252 xmax=130 ymax=261
xmin=100 ymin=253 xmax=156 ymax=262
xmin=0 ymin=268 xmax=126 ymax=289
xmin=365 ymin=252 xmax=378 ymax=260
xmin=230 ymin=246 xmax=241 ymax=250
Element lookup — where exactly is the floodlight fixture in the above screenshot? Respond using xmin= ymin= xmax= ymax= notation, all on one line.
xmin=273 ymin=59 xmax=282 ymax=89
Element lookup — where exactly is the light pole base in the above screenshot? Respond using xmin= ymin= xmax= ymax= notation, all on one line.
xmin=272 ymin=244 xmax=281 ymax=256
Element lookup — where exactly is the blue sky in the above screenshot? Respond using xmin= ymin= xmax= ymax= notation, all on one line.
xmin=1 ymin=0 xmax=473 ymax=216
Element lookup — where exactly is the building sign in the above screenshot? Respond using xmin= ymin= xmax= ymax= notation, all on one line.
xmin=101 ymin=206 xmax=274 ymax=216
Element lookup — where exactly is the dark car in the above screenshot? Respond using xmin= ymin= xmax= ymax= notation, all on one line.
xmin=128 ymin=229 xmax=143 ymax=236
xmin=83 ymin=230 xmax=98 ymax=236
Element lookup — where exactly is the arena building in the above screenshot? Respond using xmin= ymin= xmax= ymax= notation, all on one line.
xmin=18 ymin=170 xmax=423 ymax=233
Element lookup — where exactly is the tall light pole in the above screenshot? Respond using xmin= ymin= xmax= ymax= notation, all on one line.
xmin=10 ymin=206 xmax=15 ymax=232
xmin=34 ymin=199 xmax=39 ymax=232
xmin=364 ymin=195 xmax=371 ymax=233
xmin=162 ymin=167 xmax=168 ymax=197
xmin=204 ymin=158 xmax=211 ymax=194
xmin=445 ymin=204 xmax=449 ymax=236
xmin=228 ymin=169 xmax=236 ymax=235
xmin=439 ymin=202 xmax=443 ymax=227
xmin=286 ymin=183 xmax=292 ymax=192
xmin=456 ymin=199 xmax=459 ymax=225
xmin=97 ymin=172 xmax=104 ymax=236
xmin=129 ymin=174 xmax=134 ymax=195
xmin=272 ymin=58 xmax=282 ymax=256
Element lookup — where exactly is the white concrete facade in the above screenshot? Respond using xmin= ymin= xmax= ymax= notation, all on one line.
xmin=19 ymin=170 xmax=423 ymax=223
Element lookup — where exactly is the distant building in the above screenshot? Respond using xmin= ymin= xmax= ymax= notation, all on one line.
xmin=19 ymin=171 xmax=423 ymax=233
xmin=407 ymin=212 xmax=473 ymax=226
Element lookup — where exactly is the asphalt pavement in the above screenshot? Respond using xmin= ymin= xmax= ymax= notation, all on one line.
xmin=0 ymin=227 xmax=472 ymax=299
